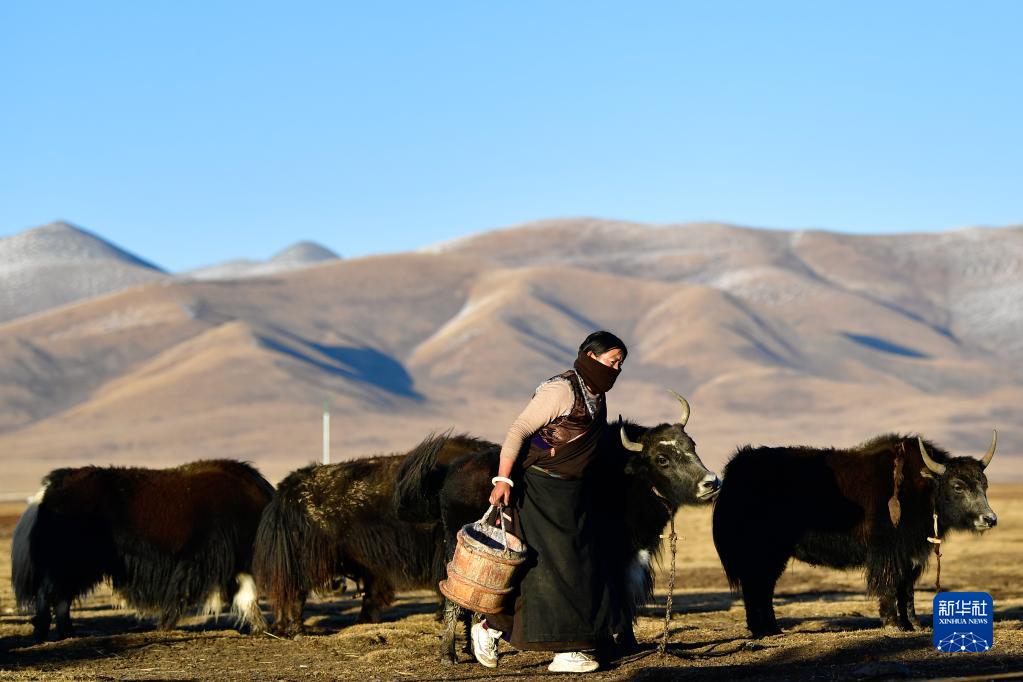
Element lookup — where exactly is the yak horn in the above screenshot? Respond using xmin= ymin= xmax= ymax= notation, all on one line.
xmin=918 ymin=436 xmax=946 ymax=476
xmin=980 ymin=429 xmax=998 ymax=469
xmin=620 ymin=425 xmax=644 ymax=452
xmin=668 ymin=389 xmax=691 ymax=428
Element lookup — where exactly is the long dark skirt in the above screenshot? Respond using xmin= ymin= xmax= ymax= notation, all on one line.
xmin=487 ymin=467 xmax=612 ymax=652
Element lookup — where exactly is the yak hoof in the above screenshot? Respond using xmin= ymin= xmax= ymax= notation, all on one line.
xmin=156 ymin=614 xmax=180 ymax=631
xmin=749 ymin=626 xmax=781 ymax=639
xmin=613 ymin=631 xmax=639 ymax=653
xmin=883 ymin=620 xmax=917 ymax=633
xmin=30 ymin=615 xmax=51 ymax=643
xmin=356 ymin=610 xmax=383 ymax=624
xmin=269 ymin=621 xmax=305 ymax=638
xmin=439 ymin=652 xmax=457 ymax=665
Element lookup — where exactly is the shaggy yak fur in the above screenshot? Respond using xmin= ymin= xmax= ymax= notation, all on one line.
xmin=393 ymin=413 xmax=721 ymax=664
xmin=253 ymin=433 xmax=493 ymax=636
xmin=712 ymin=432 xmax=998 ymax=638
xmin=11 ymin=460 xmax=274 ymax=642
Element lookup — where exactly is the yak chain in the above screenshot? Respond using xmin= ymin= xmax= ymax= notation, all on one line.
xmin=658 ymin=513 xmax=678 ymax=657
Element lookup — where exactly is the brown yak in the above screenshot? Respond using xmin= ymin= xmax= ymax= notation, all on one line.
xmin=12 ymin=460 xmax=274 ymax=641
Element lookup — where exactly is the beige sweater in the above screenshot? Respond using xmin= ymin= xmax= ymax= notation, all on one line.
xmin=499 ymin=377 xmax=599 ymax=463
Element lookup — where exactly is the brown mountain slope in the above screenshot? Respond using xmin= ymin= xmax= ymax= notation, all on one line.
xmin=1 ymin=222 xmax=1020 ymax=494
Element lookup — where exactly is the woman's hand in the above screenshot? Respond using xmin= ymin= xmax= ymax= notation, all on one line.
xmin=490 ymin=481 xmax=511 ymax=507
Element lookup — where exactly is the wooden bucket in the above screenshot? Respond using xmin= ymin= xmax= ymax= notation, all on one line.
xmin=439 ymin=505 xmax=528 ymax=614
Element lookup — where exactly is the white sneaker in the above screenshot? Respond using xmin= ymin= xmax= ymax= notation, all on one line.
xmin=548 ymin=651 xmax=599 ymax=673
xmin=470 ymin=621 xmax=501 ymax=668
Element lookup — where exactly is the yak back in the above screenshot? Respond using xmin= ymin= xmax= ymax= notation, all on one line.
xmin=393 ymin=432 xmax=498 ymax=522
xmin=39 ymin=459 xmax=274 ymax=554
xmin=273 ymin=455 xmax=407 ymax=529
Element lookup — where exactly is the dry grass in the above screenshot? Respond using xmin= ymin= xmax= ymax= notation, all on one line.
xmin=2 ymin=488 xmax=1022 ymax=680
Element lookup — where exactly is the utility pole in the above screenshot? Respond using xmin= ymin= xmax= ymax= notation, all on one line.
xmin=322 ymin=399 xmax=330 ymax=465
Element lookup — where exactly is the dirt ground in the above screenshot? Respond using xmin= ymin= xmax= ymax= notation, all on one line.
xmin=2 ymin=488 xmax=1022 ymax=681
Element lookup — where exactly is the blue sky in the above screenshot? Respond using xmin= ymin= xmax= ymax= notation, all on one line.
xmin=2 ymin=1 xmax=1020 ymax=272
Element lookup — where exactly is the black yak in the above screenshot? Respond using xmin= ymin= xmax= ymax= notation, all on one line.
xmin=712 ymin=431 xmax=998 ymax=638
xmin=253 ymin=433 xmax=493 ymax=636
xmin=11 ymin=460 xmax=274 ymax=642
xmin=393 ymin=392 xmax=721 ymax=663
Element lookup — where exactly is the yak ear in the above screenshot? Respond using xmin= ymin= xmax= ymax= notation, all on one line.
xmin=919 ymin=467 xmax=935 ymax=479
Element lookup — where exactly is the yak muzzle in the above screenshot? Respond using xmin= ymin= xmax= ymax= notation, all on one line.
xmin=976 ymin=512 xmax=998 ymax=531
xmin=697 ymin=475 xmax=721 ymax=501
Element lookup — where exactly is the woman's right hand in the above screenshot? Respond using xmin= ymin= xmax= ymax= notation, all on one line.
xmin=490 ymin=481 xmax=511 ymax=507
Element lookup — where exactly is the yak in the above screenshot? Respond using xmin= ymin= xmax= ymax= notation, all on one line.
xmin=712 ymin=431 xmax=998 ymax=638
xmin=393 ymin=392 xmax=722 ymax=664
xmin=11 ymin=459 xmax=274 ymax=642
xmin=252 ymin=433 xmax=493 ymax=636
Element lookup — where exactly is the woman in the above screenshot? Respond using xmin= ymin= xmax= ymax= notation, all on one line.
xmin=471 ymin=330 xmax=627 ymax=674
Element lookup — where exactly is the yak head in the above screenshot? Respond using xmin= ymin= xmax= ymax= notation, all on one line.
xmin=618 ymin=390 xmax=721 ymax=507
xmin=918 ymin=431 xmax=998 ymax=533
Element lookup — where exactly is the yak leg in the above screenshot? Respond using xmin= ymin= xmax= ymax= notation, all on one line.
xmin=53 ymin=597 xmax=74 ymax=639
xmin=157 ymin=603 xmax=183 ymax=631
xmin=269 ymin=606 xmax=287 ymax=635
xmin=895 ymin=564 xmax=923 ymax=631
xmin=433 ymin=593 xmax=446 ymax=625
xmin=609 ymin=570 xmax=639 ymax=652
xmin=269 ymin=599 xmax=291 ymax=636
xmin=614 ymin=623 xmax=638 ymax=652
xmin=461 ymin=610 xmax=478 ymax=656
xmin=878 ymin=590 xmax=901 ymax=631
xmin=741 ymin=578 xmax=781 ymax=638
xmin=439 ymin=598 xmax=462 ymax=664
xmin=272 ymin=591 xmax=308 ymax=637
xmin=269 ymin=604 xmax=289 ymax=636
xmin=607 ymin=564 xmax=639 ymax=653
xmin=740 ymin=552 xmax=787 ymax=638
xmin=289 ymin=592 xmax=309 ymax=635
xmin=872 ymin=558 xmax=914 ymax=631
xmin=357 ymin=574 xmax=393 ymax=624
xmin=31 ymin=584 xmax=53 ymax=643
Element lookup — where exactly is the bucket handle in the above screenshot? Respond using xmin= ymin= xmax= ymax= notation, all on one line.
xmin=480 ymin=504 xmax=511 ymax=552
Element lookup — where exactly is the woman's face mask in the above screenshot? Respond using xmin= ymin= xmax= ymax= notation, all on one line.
xmin=574 ymin=348 xmax=625 ymax=393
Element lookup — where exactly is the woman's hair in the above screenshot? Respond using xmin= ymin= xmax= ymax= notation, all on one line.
xmin=578 ymin=330 xmax=628 ymax=359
